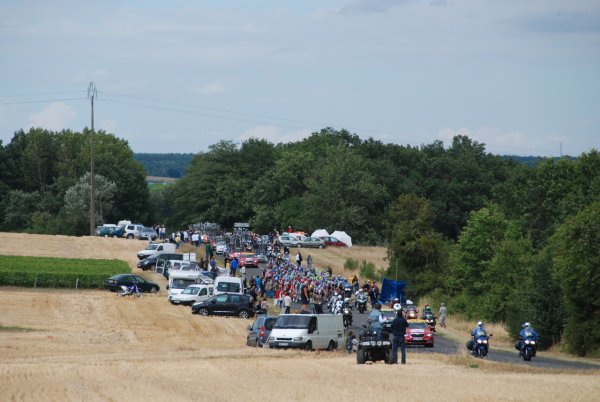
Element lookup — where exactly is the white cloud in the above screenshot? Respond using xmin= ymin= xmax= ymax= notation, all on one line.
xmin=437 ymin=126 xmax=564 ymax=156
xmin=238 ymin=125 xmax=311 ymax=144
xmin=28 ymin=102 xmax=77 ymax=131
xmin=191 ymin=82 xmax=230 ymax=96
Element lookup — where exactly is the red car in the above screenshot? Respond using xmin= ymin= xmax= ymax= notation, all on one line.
xmin=404 ymin=320 xmax=434 ymax=348
xmin=238 ymin=252 xmax=259 ymax=268
xmin=318 ymin=236 xmax=348 ymax=247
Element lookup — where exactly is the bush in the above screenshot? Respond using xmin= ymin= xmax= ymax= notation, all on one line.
xmin=343 ymin=258 xmax=359 ymax=271
xmin=0 ymin=256 xmax=130 ymax=289
xmin=359 ymin=260 xmax=380 ymax=281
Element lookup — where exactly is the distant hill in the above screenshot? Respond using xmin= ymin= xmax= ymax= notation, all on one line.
xmin=501 ymin=155 xmax=576 ymax=167
xmin=133 ymin=153 xmax=195 ymax=178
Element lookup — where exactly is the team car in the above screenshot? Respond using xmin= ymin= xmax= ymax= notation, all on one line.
xmin=404 ymin=319 xmax=434 ymax=348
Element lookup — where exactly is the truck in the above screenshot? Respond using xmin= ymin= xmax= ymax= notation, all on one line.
xmin=137 ymin=242 xmax=176 ymax=260
xmin=168 ymin=283 xmax=214 ymax=306
xmin=268 ymin=314 xmax=343 ymax=351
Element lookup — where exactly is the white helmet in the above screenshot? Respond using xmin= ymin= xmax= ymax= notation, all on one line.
xmin=338 ymin=295 xmax=342 ymax=300
xmin=393 ymin=303 xmax=402 ymax=312
xmin=477 ymin=321 xmax=483 ymax=326
xmin=523 ymin=322 xmax=531 ymax=328
xmin=344 ymin=297 xmax=350 ymax=303
xmin=406 ymin=299 xmax=413 ymax=305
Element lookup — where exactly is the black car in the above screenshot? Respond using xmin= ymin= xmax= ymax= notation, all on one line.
xmin=246 ymin=315 xmax=278 ymax=347
xmin=137 ymin=254 xmax=161 ymax=271
xmin=104 ymin=274 xmax=160 ymax=293
xmin=191 ymin=293 xmax=254 ymax=319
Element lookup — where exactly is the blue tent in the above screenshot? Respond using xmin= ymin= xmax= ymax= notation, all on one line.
xmin=378 ymin=278 xmax=407 ymax=304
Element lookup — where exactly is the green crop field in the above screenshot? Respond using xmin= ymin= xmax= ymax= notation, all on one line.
xmin=0 ymin=255 xmax=130 ymax=289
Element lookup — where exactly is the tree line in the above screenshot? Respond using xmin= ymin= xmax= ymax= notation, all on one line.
xmin=1 ymin=126 xmax=599 ymax=355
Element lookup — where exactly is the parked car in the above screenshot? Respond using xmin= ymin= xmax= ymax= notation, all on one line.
xmin=246 ymin=315 xmax=278 ymax=347
xmin=404 ymin=319 xmax=434 ymax=347
xmin=104 ymin=274 xmax=160 ymax=293
xmin=278 ymin=235 xmax=304 ymax=248
xmin=137 ymin=242 xmax=176 ymax=260
xmin=318 ymin=236 xmax=348 ymax=247
xmin=191 ymin=293 xmax=254 ymax=318
xmin=123 ymin=224 xmax=146 ymax=239
xmin=169 ymin=284 xmax=214 ymax=306
xmin=137 ymin=253 xmax=161 ymax=271
xmin=298 ymin=237 xmax=325 ymax=249
xmin=99 ymin=226 xmax=123 ymax=237
xmin=139 ymin=227 xmax=158 ymax=241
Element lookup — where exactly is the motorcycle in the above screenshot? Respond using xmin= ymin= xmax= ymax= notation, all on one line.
xmin=343 ymin=305 xmax=353 ymax=328
xmin=356 ymin=295 xmax=368 ymax=314
xmin=405 ymin=307 xmax=419 ymax=320
xmin=469 ymin=333 xmax=492 ymax=358
xmin=118 ymin=284 xmax=144 ymax=298
xmin=518 ymin=336 xmax=538 ymax=361
xmin=424 ymin=312 xmax=436 ymax=332
xmin=343 ymin=286 xmax=353 ymax=299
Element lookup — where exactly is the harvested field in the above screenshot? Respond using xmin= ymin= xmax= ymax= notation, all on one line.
xmin=1 ymin=233 xmax=599 ymax=401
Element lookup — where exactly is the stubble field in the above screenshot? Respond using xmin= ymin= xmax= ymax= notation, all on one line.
xmin=0 ymin=233 xmax=599 ymax=402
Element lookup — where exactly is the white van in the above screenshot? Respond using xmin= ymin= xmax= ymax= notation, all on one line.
xmin=213 ymin=276 xmax=244 ymax=296
xmin=169 ymin=284 xmax=214 ymax=306
xmin=137 ymin=242 xmax=176 ymax=260
xmin=167 ymin=270 xmax=213 ymax=302
xmin=268 ymin=314 xmax=343 ymax=351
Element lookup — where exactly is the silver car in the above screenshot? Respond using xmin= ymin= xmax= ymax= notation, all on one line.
xmin=298 ymin=237 xmax=325 ymax=248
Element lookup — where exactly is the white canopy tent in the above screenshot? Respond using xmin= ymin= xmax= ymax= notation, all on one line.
xmin=311 ymin=228 xmax=329 ymax=238
xmin=331 ymin=230 xmax=352 ymax=247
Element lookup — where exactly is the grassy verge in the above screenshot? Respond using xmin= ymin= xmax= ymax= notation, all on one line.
xmin=0 ymin=255 xmax=130 ymax=289
xmin=0 ymin=325 xmax=35 ymax=332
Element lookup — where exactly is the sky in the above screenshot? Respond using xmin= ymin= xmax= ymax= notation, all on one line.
xmin=0 ymin=0 xmax=599 ymax=156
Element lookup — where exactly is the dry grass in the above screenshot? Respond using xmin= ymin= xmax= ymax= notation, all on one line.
xmin=292 ymin=245 xmax=388 ymax=279
xmin=1 ymin=233 xmax=600 ymax=401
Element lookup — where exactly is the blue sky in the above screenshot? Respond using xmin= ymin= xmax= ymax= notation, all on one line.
xmin=1 ymin=0 xmax=599 ymax=155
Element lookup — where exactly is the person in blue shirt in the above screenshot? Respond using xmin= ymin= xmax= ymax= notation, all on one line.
xmin=517 ymin=322 xmax=540 ymax=356
xmin=471 ymin=321 xmax=487 ymax=339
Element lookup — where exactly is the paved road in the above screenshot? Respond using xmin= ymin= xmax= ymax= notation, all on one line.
xmin=309 ymin=302 xmax=600 ymax=370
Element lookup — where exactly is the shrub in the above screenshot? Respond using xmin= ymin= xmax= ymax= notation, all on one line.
xmin=343 ymin=258 xmax=359 ymax=271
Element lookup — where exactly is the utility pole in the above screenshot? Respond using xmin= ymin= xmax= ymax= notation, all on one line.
xmin=88 ymin=82 xmax=97 ymax=236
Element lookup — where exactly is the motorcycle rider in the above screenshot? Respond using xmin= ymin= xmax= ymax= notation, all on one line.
xmin=421 ymin=304 xmax=434 ymax=319
xmin=404 ymin=299 xmax=419 ymax=319
xmin=334 ymin=295 xmax=344 ymax=314
xmin=516 ymin=322 xmax=539 ymax=356
xmin=469 ymin=321 xmax=487 ymax=352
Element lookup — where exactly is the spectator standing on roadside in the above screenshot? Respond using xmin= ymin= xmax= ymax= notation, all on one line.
xmin=283 ymin=292 xmax=292 ymax=314
xmin=300 ymin=279 xmax=310 ymax=313
xmin=439 ymin=303 xmax=447 ymax=329
xmin=205 ymin=241 xmax=211 ymax=259
xmin=230 ymin=257 xmax=239 ymax=277
xmin=295 ymin=251 xmax=303 ymax=268
xmin=306 ymin=254 xmax=313 ymax=271
xmin=391 ymin=309 xmax=409 ymax=364
xmin=209 ymin=256 xmax=216 ymax=271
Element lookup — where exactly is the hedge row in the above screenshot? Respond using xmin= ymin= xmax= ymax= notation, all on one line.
xmin=0 ymin=256 xmax=130 ymax=289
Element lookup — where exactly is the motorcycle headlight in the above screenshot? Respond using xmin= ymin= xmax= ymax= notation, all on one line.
xmin=482 ymin=340 xmax=488 ymax=344
xmin=524 ymin=340 xmax=530 ymax=344
xmin=530 ymin=341 xmax=536 ymax=345
xmin=477 ymin=339 xmax=483 ymax=344
xmin=377 ymin=341 xmax=382 ymax=346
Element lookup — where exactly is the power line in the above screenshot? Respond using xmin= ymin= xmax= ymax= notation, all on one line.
xmin=0 ymin=90 xmax=86 ymax=98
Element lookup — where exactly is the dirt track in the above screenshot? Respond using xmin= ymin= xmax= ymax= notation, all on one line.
xmin=1 ymin=233 xmax=599 ymax=401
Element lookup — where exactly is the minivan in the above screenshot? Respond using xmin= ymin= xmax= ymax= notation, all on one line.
xmin=213 ymin=276 xmax=244 ymax=296
xmin=268 ymin=314 xmax=343 ymax=351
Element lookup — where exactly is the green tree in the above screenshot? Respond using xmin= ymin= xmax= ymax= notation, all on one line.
xmin=549 ymin=202 xmax=600 ymax=356
xmin=2 ymin=190 xmax=42 ymax=230
xmin=63 ymin=173 xmax=117 ymax=233
xmin=385 ymin=194 xmax=449 ymax=299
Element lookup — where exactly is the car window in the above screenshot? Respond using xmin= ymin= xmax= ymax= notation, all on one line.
xmin=229 ymin=295 xmax=241 ymax=304
xmin=215 ymin=295 xmax=228 ymax=304
xmin=199 ymin=288 xmax=207 ymax=296
xmin=217 ymin=282 xmax=229 ymax=292
xmin=134 ymin=276 xmax=146 ymax=283
xmin=265 ymin=318 xmax=277 ymax=330
xmin=228 ymin=283 xmax=241 ymax=293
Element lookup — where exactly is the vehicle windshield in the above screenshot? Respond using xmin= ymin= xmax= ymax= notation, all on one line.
xmin=274 ymin=315 xmax=312 ymax=329
xmin=474 ymin=328 xmax=487 ymax=337
xmin=146 ymin=244 xmax=159 ymax=251
xmin=181 ymin=287 xmax=200 ymax=295
xmin=264 ymin=318 xmax=277 ymax=330
xmin=171 ymin=279 xmax=195 ymax=289
xmin=409 ymin=322 xmax=428 ymax=329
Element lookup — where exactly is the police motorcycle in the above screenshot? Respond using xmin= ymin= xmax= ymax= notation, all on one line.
xmin=342 ymin=298 xmax=353 ymax=328
xmin=516 ymin=323 xmax=538 ymax=361
xmin=356 ymin=291 xmax=369 ymax=314
xmin=467 ymin=322 xmax=492 ymax=358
